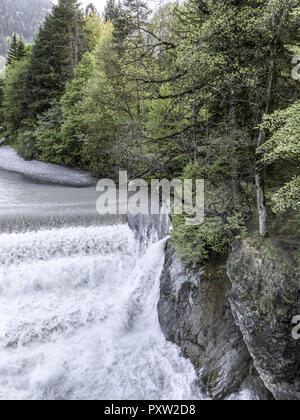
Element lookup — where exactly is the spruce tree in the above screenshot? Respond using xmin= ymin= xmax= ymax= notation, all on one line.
xmin=103 ymin=0 xmax=120 ymax=22
xmin=17 ymin=36 xmax=26 ymax=60
xmin=7 ymin=34 xmax=25 ymax=65
xmin=85 ymin=3 xmax=98 ymax=17
xmin=113 ymin=0 xmax=149 ymax=52
xmin=113 ymin=0 xmax=150 ymax=120
xmin=23 ymin=0 xmax=86 ymax=121
xmin=0 ymin=78 xmax=4 ymax=125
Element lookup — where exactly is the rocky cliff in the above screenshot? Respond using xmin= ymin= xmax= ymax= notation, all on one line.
xmin=228 ymin=238 xmax=300 ymax=400
xmin=158 ymin=237 xmax=299 ymax=400
xmin=158 ymin=242 xmax=271 ymax=400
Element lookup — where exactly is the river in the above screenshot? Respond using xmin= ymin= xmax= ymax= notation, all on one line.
xmin=0 ymin=148 xmax=202 ymax=400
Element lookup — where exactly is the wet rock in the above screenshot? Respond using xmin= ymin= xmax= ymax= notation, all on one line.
xmin=127 ymin=211 xmax=169 ymax=243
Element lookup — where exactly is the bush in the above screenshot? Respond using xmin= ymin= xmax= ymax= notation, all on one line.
xmin=171 ymin=163 xmax=247 ymax=264
xmin=35 ymin=102 xmax=64 ymax=164
xmin=16 ymin=129 xmax=38 ymax=160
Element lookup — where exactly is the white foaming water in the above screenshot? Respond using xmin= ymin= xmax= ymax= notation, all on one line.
xmin=0 ymin=224 xmax=201 ymax=400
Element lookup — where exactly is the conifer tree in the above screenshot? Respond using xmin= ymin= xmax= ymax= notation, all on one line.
xmin=103 ymin=0 xmax=120 ymax=22
xmin=113 ymin=0 xmax=149 ymax=52
xmin=113 ymin=0 xmax=150 ymax=120
xmin=0 ymin=78 xmax=4 ymax=125
xmin=23 ymin=0 xmax=86 ymax=121
xmin=85 ymin=2 xmax=98 ymax=17
xmin=7 ymin=34 xmax=26 ymax=65
xmin=84 ymin=3 xmax=103 ymax=50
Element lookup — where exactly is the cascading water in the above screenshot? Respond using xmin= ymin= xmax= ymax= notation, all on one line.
xmin=0 ymin=149 xmax=203 ymax=400
xmin=0 ymin=149 xmax=257 ymax=401
xmin=0 ymin=216 xmax=202 ymax=400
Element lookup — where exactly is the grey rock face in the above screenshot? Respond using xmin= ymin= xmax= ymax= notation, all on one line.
xmin=127 ymin=212 xmax=169 ymax=245
xmin=228 ymin=239 xmax=300 ymax=400
xmin=158 ymin=242 xmax=269 ymax=400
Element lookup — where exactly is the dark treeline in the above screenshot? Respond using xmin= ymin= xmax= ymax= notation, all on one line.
xmin=0 ymin=0 xmax=299 ymax=263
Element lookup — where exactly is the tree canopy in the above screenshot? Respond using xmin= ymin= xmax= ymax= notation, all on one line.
xmin=0 ymin=0 xmax=299 ymax=264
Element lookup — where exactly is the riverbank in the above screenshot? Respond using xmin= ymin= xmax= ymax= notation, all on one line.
xmin=0 ymin=146 xmax=96 ymax=187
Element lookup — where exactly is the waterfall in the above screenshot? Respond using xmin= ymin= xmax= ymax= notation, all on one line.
xmin=0 ymin=222 xmax=202 ymax=400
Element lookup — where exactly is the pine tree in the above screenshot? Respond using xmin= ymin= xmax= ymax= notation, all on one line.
xmin=113 ymin=0 xmax=149 ymax=52
xmin=103 ymin=0 xmax=120 ymax=22
xmin=85 ymin=2 xmax=98 ymax=17
xmin=23 ymin=0 xmax=86 ymax=121
xmin=113 ymin=0 xmax=150 ymax=121
xmin=17 ymin=36 xmax=26 ymax=60
xmin=0 ymin=78 xmax=5 ymax=125
xmin=7 ymin=34 xmax=26 ymax=65
xmin=0 ymin=56 xmax=30 ymax=136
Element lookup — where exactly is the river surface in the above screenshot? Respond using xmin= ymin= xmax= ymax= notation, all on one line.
xmin=0 ymin=159 xmax=202 ymax=400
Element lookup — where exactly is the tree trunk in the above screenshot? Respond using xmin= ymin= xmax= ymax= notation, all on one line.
xmin=137 ymin=7 xmax=145 ymax=124
xmin=74 ymin=16 xmax=79 ymax=69
xmin=255 ymin=123 xmax=269 ymax=237
xmin=255 ymin=168 xmax=268 ymax=237
xmin=192 ymin=88 xmax=199 ymax=162
xmin=255 ymin=56 xmax=274 ymax=238
xmin=254 ymin=6 xmax=288 ymax=237
xmin=229 ymin=87 xmax=242 ymax=200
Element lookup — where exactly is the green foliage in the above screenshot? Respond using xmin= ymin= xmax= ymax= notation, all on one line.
xmin=104 ymin=0 xmax=121 ymax=23
xmin=6 ymin=34 xmax=26 ymax=65
xmin=0 ymin=79 xmax=4 ymax=121
xmin=272 ymin=177 xmax=300 ymax=214
xmin=172 ymin=209 xmax=247 ymax=263
xmin=113 ymin=0 xmax=149 ymax=51
xmin=171 ymin=163 xmax=247 ymax=263
xmin=84 ymin=7 xmax=105 ymax=50
xmin=262 ymin=101 xmax=300 ymax=164
xmin=15 ymin=129 xmax=39 ymax=160
xmin=60 ymin=52 xmax=96 ymax=166
xmin=80 ymin=52 xmax=120 ymax=176
xmin=23 ymin=0 xmax=87 ymax=121
xmin=60 ymin=23 xmax=123 ymax=176
xmin=262 ymin=101 xmax=300 ymax=214
xmin=1 ymin=0 xmax=299 ymax=266
xmin=0 ymin=56 xmax=30 ymax=136
xmin=34 ymin=102 xmax=64 ymax=163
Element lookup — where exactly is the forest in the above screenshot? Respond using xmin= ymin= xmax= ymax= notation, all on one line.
xmin=0 ymin=0 xmax=299 ymax=264
xmin=0 ymin=0 xmax=52 ymax=60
